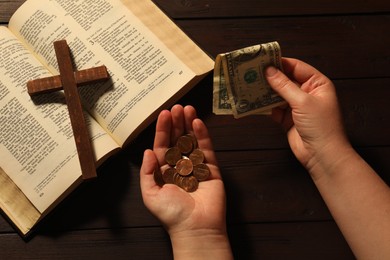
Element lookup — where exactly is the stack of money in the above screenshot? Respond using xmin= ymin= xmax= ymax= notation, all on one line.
xmin=154 ymin=134 xmax=210 ymax=192
xmin=213 ymin=41 xmax=286 ymax=118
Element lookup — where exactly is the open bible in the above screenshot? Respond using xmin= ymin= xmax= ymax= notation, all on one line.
xmin=0 ymin=0 xmax=214 ymax=236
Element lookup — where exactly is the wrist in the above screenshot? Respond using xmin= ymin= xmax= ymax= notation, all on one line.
xmin=169 ymin=229 xmax=233 ymax=260
xmin=306 ymin=138 xmax=356 ymax=183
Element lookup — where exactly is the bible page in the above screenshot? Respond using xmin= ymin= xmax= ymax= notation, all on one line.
xmin=0 ymin=27 xmax=119 ymax=213
xmin=9 ymin=0 xmax=197 ymax=146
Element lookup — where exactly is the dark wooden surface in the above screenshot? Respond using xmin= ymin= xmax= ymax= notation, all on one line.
xmin=1 ymin=0 xmax=390 ymax=259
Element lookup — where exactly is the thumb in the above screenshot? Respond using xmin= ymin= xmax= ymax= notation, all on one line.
xmin=265 ymin=66 xmax=304 ymax=106
xmin=140 ymin=149 xmax=160 ymax=191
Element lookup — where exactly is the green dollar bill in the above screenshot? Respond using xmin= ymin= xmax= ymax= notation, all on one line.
xmin=213 ymin=42 xmax=284 ymax=118
xmin=212 ymin=54 xmax=232 ymax=114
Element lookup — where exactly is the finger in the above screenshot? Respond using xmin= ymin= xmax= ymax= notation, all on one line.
xmin=265 ymin=66 xmax=305 ymax=107
xmin=282 ymin=58 xmax=318 ymax=84
xmin=170 ymin=104 xmax=185 ymax=145
xmin=154 ymin=109 xmax=172 ymax=149
xmin=183 ymin=105 xmax=197 ymax=134
xmin=192 ymin=118 xmax=217 ymax=165
xmin=192 ymin=119 xmax=223 ymax=180
xmin=282 ymin=58 xmax=331 ymax=93
xmin=154 ymin=109 xmax=172 ymax=164
xmin=140 ymin=149 xmax=160 ymax=193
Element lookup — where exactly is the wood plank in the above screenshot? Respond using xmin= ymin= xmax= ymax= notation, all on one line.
xmin=0 ymin=1 xmax=388 ymax=259
xmin=154 ymin=0 xmax=390 ymax=18
xmin=0 ymin=0 xmax=24 ymax=23
xmin=222 ymin=148 xmax=390 ymax=224
xmin=178 ymin=77 xmax=390 ymax=150
xmin=228 ymin=222 xmax=354 ymax=259
xmin=2 ymin=5 xmax=389 ymax=80
xmin=1 ymin=0 xmax=389 ymax=23
xmin=176 ymin=15 xmax=390 ymax=79
xmin=0 ymin=227 xmax=173 ymax=259
xmin=0 ymin=222 xmax=354 ymax=259
xmin=1 ymin=146 xmax=388 ymax=234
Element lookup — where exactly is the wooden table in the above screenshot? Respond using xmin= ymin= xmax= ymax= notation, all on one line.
xmin=1 ymin=0 xmax=390 ymax=259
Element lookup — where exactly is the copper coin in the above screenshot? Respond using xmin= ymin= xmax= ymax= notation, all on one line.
xmin=176 ymin=135 xmax=194 ymax=154
xmin=189 ymin=148 xmax=204 ymax=166
xmin=165 ymin=147 xmax=182 ymax=166
xmin=181 ymin=175 xmax=199 ymax=192
xmin=173 ymin=171 xmax=184 ymax=186
xmin=185 ymin=134 xmax=198 ymax=149
xmin=193 ymin=163 xmax=210 ymax=181
xmin=176 ymin=158 xmax=193 ymax=176
xmin=162 ymin=167 xmax=176 ymax=184
xmin=153 ymin=168 xmax=165 ymax=187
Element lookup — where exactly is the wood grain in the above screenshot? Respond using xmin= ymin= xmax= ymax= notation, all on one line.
xmin=2 ymin=0 xmax=390 ymax=22
xmin=1 ymin=0 xmax=389 ymax=259
xmin=27 ymin=65 xmax=109 ymax=96
xmin=54 ymin=40 xmax=97 ymax=180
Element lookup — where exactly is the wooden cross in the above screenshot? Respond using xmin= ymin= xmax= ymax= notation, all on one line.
xmin=27 ymin=40 xmax=110 ymax=180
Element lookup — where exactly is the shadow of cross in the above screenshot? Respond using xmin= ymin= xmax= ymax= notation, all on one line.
xmin=27 ymin=40 xmax=110 ymax=180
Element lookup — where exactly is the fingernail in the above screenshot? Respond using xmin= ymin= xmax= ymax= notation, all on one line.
xmin=265 ymin=66 xmax=278 ymax=77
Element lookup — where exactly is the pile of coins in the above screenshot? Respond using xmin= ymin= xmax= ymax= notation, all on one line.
xmin=154 ymin=134 xmax=210 ymax=192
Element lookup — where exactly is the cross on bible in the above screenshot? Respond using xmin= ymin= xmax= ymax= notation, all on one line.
xmin=27 ymin=40 xmax=110 ymax=180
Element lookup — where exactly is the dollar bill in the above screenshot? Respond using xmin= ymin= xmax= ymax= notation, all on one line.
xmin=212 ymin=54 xmax=232 ymax=114
xmin=213 ymin=41 xmax=285 ymax=118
